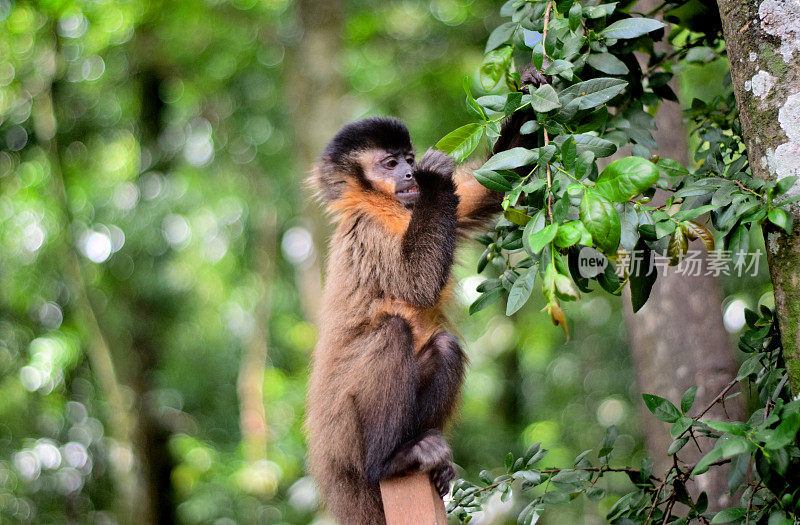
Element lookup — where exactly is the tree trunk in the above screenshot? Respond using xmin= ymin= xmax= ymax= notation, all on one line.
xmin=716 ymin=0 xmax=800 ymax=394
xmin=286 ymin=0 xmax=347 ymax=320
xmin=237 ymin=210 xmax=276 ymax=465
xmin=622 ymin=1 xmax=744 ymax=509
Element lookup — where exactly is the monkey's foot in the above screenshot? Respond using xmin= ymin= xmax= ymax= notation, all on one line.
xmin=388 ymin=429 xmax=452 ymax=476
xmin=431 ymin=462 xmax=456 ymax=498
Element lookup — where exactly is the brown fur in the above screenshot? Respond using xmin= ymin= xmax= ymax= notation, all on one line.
xmin=306 ymin=148 xmax=499 ymax=524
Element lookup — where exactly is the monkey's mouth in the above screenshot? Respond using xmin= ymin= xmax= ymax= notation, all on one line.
xmin=396 ymin=184 xmax=419 ymax=195
xmin=395 ymin=182 xmax=419 ymax=203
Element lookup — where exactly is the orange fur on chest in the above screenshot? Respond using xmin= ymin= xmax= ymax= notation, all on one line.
xmin=329 ymin=183 xmax=411 ymax=235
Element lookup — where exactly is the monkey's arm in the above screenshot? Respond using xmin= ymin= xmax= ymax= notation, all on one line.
xmin=377 ymin=150 xmax=459 ymax=308
xmin=455 ymin=167 xmax=503 ymax=232
xmin=453 ymin=65 xmax=550 ymax=232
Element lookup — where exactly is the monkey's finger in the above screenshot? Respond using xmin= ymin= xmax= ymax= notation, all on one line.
xmin=432 ymin=464 xmax=456 ymax=498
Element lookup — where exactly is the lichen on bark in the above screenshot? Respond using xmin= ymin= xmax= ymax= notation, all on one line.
xmin=716 ymin=0 xmax=800 ymax=393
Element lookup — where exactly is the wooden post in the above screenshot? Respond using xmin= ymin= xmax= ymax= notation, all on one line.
xmin=380 ymin=472 xmax=448 ymax=525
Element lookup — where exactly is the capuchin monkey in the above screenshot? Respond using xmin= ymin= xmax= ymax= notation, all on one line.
xmin=306 ymin=66 xmax=544 ymax=525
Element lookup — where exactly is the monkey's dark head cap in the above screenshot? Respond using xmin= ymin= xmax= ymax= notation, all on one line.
xmin=322 ymin=117 xmax=412 ymax=162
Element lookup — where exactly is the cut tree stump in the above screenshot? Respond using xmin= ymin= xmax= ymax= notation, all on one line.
xmin=379 ymin=472 xmax=448 ymax=525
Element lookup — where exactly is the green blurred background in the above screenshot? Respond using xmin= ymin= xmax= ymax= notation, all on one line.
xmin=0 ymin=1 xmax=768 ymax=523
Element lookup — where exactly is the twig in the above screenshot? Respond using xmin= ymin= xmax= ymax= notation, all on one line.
xmin=542 ymin=1 xmax=552 ymax=61
xmin=542 ymin=1 xmax=553 ymax=223
xmin=676 ymin=378 xmax=738 ymax=441
xmin=661 ymin=497 xmax=676 ymax=525
xmin=544 ymin=129 xmax=553 ymax=222
xmin=644 ymin=472 xmax=670 ymax=524
xmin=540 ymin=466 xmax=647 ymax=475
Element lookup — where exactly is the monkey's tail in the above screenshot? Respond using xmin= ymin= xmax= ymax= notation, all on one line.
xmin=314 ymin=465 xmax=385 ymax=525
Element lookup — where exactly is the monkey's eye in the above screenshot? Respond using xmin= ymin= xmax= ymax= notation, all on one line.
xmin=383 ymin=158 xmax=398 ymax=169
xmin=406 ymin=157 xmax=414 ymax=165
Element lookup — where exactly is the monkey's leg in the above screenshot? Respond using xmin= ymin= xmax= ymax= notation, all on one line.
xmin=415 ymin=331 xmax=466 ymax=430
xmin=410 ymin=332 xmax=466 ymax=497
xmin=358 ymin=314 xmax=427 ymax=485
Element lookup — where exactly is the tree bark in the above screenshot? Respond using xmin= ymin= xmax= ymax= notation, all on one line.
xmin=285 ymin=0 xmax=347 ymax=321
xmin=716 ymin=0 xmax=800 ymax=394
xmin=237 ymin=210 xmax=276 ymax=465
xmin=622 ymin=1 xmax=744 ymax=509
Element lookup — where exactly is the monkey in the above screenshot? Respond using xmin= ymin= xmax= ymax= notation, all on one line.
xmin=306 ymin=68 xmax=546 ymax=525
xmin=305 ymin=117 xmax=495 ymax=524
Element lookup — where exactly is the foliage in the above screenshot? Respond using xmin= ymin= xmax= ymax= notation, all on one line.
xmin=440 ymin=0 xmax=800 ymax=523
xmin=449 ymin=303 xmax=799 ymax=524
xmin=3 ymin=1 xmax=641 ymax=523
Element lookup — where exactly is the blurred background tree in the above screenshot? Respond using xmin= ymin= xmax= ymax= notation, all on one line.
xmin=0 ymin=1 xmax=769 ymax=523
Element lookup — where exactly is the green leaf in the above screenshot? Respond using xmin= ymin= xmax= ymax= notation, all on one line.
xmin=504 ymin=208 xmax=531 ymax=226
xmin=775 ymin=175 xmax=798 ymax=194
xmin=718 ymin=435 xmax=754 ymax=458
xmin=642 ymin=394 xmax=681 ymax=423
xmin=563 ymin=134 xmax=617 ymax=158
xmin=554 ymin=220 xmax=584 ymax=248
xmin=670 ymin=416 xmax=692 ymax=438
xmin=482 ymin=147 xmax=539 ymax=171
xmin=586 ymin=53 xmax=628 ymax=75
xmin=568 ymin=3 xmax=582 ymax=31
xmin=737 ymin=355 xmax=761 ymax=380
xmin=476 ymin=278 xmax=502 ymax=293
xmin=595 ymin=157 xmax=659 ymax=202
xmin=586 ymin=2 xmax=617 ymax=18
xmin=544 ymin=59 xmax=574 ymax=80
xmin=474 ymin=169 xmax=513 ymax=191
xmin=705 ymin=421 xmax=750 ymax=436
xmin=681 ymin=385 xmax=697 ymax=414
xmin=657 ymin=158 xmax=689 ymax=178
xmin=480 ymin=46 xmax=513 ymax=91
xmin=586 ymin=487 xmax=605 ymax=501
xmin=469 ymin=286 xmax=505 ymax=315
xmin=528 ymin=224 xmax=558 ymax=254
xmin=550 ymin=469 xmax=585 ymax=492
xmin=486 ymin=22 xmax=516 ymax=52
xmin=629 ymin=239 xmax=656 ymax=312
xmin=575 ymin=150 xmax=595 ymax=178
xmin=529 ymin=84 xmax=562 ymax=112
xmin=668 ymin=436 xmax=689 ymax=455
xmin=560 ymin=78 xmax=628 ymax=110
xmin=435 ymin=123 xmax=485 ymax=162
xmin=598 ymin=425 xmax=617 ymax=457
xmin=768 ymin=208 xmax=790 ymax=230
xmin=691 ymin=447 xmax=723 ymax=475
xmin=561 ymin=136 xmax=577 ymax=168
xmin=580 ymin=190 xmax=620 ymax=253
xmin=600 ymin=17 xmax=665 ymax=39
xmin=506 ymin=267 xmax=537 ymax=315
xmin=710 ymin=507 xmax=746 ymax=524
xmin=763 ymin=412 xmax=800 ymax=449
xmin=673 ymin=204 xmax=716 ymax=221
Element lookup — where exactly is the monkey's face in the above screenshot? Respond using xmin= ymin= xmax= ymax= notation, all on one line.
xmin=361 ymin=150 xmax=419 ymax=206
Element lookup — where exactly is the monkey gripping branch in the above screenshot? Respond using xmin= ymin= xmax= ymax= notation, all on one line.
xmin=436 ymin=0 xmax=800 ymax=523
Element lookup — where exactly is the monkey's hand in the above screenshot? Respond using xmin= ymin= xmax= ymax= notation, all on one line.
xmin=519 ymin=63 xmax=550 ymax=93
xmin=414 ymin=149 xmax=456 ymax=194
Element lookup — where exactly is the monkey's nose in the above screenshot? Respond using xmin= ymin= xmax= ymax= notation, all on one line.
xmin=404 ymin=172 xmax=413 ymax=180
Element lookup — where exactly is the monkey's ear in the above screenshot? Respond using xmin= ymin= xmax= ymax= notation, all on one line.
xmin=308 ymin=157 xmax=348 ymax=203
